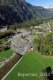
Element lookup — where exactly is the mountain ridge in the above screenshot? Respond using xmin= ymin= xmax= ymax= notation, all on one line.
xmin=0 ymin=0 xmax=53 ymax=26
xmin=44 ymin=5 xmax=53 ymax=9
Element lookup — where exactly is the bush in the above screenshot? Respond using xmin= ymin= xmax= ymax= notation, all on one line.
xmin=0 ymin=30 xmax=15 ymax=39
xmin=4 ymin=46 xmax=10 ymax=51
xmin=34 ymin=32 xmax=53 ymax=55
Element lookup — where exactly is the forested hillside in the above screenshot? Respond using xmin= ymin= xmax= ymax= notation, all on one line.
xmin=0 ymin=0 xmax=53 ymax=26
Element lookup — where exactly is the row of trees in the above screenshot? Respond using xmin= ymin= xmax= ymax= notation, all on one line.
xmin=7 ymin=19 xmax=45 ymax=30
xmin=0 ymin=30 xmax=15 ymax=39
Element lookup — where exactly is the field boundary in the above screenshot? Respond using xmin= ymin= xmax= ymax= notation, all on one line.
xmin=1 ymin=56 xmax=23 ymax=80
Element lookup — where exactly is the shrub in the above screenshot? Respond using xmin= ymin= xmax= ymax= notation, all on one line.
xmin=34 ymin=32 xmax=53 ymax=55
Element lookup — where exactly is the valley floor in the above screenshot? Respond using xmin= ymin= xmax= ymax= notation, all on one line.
xmin=0 ymin=21 xmax=53 ymax=80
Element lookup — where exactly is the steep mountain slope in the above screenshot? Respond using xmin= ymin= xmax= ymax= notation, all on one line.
xmin=0 ymin=0 xmax=53 ymax=25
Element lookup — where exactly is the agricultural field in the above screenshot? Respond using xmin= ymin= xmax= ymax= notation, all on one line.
xmin=0 ymin=48 xmax=15 ymax=62
xmin=0 ymin=38 xmax=8 ymax=44
xmin=0 ymin=30 xmax=15 ymax=63
xmin=5 ymin=50 xmax=53 ymax=80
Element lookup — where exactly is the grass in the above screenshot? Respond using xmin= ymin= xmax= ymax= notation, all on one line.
xmin=0 ymin=49 xmax=14 ymax=62
xmin=49 ymin=20 xmax=53 ymax=31
xmin=5 ymin=50 xmax=53 ymax=80
xmin=32 ymin=34 xmax=37 ymax=41
xmin=0 ymin=38 xmax=8 ymax=44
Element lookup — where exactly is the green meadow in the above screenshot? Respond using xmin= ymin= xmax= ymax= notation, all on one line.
xmin=5 ymin=50 xmax=53 ymax=80
xmin=0 ymin=49 xmax=14 ymax=62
